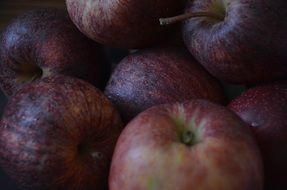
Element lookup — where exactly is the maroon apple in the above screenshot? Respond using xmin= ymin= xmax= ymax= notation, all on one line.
xmin=160 ymin=0 xmax=287 ymax=84
xmin=66 ymin=0 xmax=185 ymax=48
xmin=0 ymin=75 xmax=123 ymax=190
xmin=228 ymin=82 xmax=287 ymax=190
xmin=105 ymin=47 xmax=227 ymax=123
xmin=0 ymin=8 xmax=109 ymax=97
xmin=109 ymin=100 xmax=263 ymax=190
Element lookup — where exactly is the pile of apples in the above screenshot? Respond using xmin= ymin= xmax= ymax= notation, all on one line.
xmin=0 ymin=0 xmax=286 ymax=190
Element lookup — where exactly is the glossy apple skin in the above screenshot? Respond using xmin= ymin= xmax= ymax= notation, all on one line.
xmin=228 ymin=82 xmax=287 ymax=190
xmin=66 ymin=0 xmax=185 ymax=48
xmin=183 ymin=0 xmax=287 ymax=84
xmin=0 ymin=8 xmax=109 ymax=97
xmin=109 ymin=100 xmax=263 ymax=190
xmin=0 ymin=75 xmax=123 ymax=190
xmin=105 ymin=47 xmax=227 ymax=123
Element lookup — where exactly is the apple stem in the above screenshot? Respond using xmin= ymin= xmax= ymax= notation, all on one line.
xmin=91 ymin=152 xmax=104 ymax=159
xmin=182 ymin=130 xmax=194 ymax=146
xmin=159 ymin=12 xmax=223 ymax=26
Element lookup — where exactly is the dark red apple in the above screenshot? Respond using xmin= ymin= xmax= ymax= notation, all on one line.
xmin=0 ymin=75 xmax=123 ymax=190
xmin=109 ymin=100 xmax=263 ymax=190
xmin=160 ymin=0 xmax=287 ymax=84
xmin=104 ymin=47 xmax=227 ymax=123
xmin=228 ymin=82 xmax=287 ymax=190
xmin=0 ymin=8 xmax=109 ymax=97
xmin=66 ymin=0 xmax=185 ymax=48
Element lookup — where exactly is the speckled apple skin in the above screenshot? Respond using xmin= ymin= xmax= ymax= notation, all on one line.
xmin=66 ymin=0 xmax=186 ymax=48
xmin=228 ymin=82 xmax=287 ymax=190
xmin=109 ymin=100 xmax=263 ymax=190
xmin=0 ymin=8 xmax=109 ymax=97
xmin=0 ymin=75 xmax=123 ymax=190
xmin=104 ymin=47 xmax=227 ymax=123
xmin=183 ymin=0 xmax=287 ymax=84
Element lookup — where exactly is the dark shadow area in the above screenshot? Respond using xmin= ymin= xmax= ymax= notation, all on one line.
xmin=0 ymin=89 xmax=17 ymax=190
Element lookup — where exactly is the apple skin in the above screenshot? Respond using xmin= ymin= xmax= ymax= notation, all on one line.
xmin=0 ymin=75 xmax=123 ymax=190
xmin=182 ymin=0 xmax=287 ymax=84
xmin=104 ymin=47 xmax=227 ymax=123
xmin=109 ymin=100 xmax=263 ymax=190
xmin=228 ymin=82 xmax=287 ymax=190
xmin=0 ymin=8 xmax=109 ymax=97
xmin=66 ymin=0 xmax=185 ymax=49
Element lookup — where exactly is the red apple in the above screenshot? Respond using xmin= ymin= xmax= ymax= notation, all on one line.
xmin=0 ymin=75 xmax=123 ymax=190
xmin=105 ymin=47 xmax=227 ymax=123
xmin=109 ymin=100 xmax=263 ymax=190
xmin=228 ymin=82 xmax=287 ymax=190
xmin=66 ymin=0 xmax=185 ymax=48
xmin=0 ymin=8 xmax=109 ymax=97
xmin=160 ymin=0 xmax=287 ymax=84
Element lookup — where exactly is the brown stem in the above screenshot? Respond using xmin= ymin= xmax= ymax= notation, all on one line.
xmin=159 ymin=12 xmax=223 ymax=26
xmin=182 ymin=130 xmax=194 ymax=146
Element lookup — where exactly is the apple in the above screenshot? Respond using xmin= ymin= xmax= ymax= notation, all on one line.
xmin=109 ymin=100 xmax=263 ymax=190
xmin=105 ymin=47 xmax=227 ymax=123
xmin=66 ymin=0 xmax=186 ymax=49
xmin=0 ymin=8 xmax=109 ymax=97
xmin=228 ymin=82 xmax=287 ymax=190
xmin=0 ymin=75 xmax=123 ymax=190
xmin=160 ymin=0 xmax=287 ymax=84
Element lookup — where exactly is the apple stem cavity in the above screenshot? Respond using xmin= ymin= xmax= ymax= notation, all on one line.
xmin=181 ymin=130 xmax=195 ymax=146
xmin=78 ymin=143 xmax=104 ymax=159
xmin=91 ymin=152 xmax=104 ymax=160
xmin=159 ymin=12 xmax=224 ymax=26
xmin=14 ymin=63 xmax=43 ymax=83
